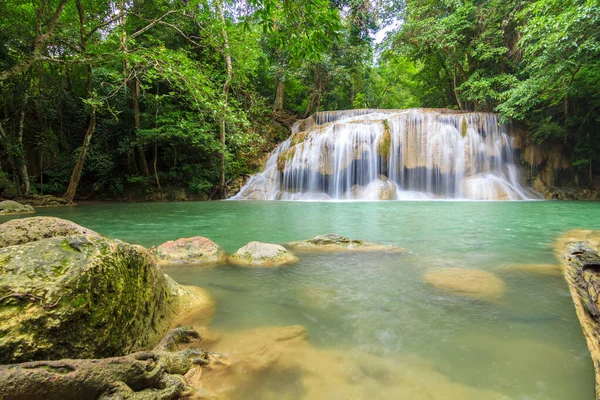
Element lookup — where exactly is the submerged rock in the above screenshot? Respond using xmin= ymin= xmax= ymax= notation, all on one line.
xmin=0 ymin=200 xmax=35 ymax=215
xmin=154 ymin=236 xmax=227 ymax=266
xmin=198 ymin=325 xmax=512 ymax=400
xmin=287 ymin=233 xmax=405 ymax=253
xmin=423 ymin=267 xmax=506 ymax=301
xmin=497 ymin=263 xmax=563 ymax=277
xmin=229 ymin=241 xmax=298 ymax=267
xmin=555 ymin=229 xmax=600 ymax=398
xmin=0 ymin=217 xmax=204 ymax=364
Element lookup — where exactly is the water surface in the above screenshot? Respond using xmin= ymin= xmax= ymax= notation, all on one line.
xmin=2 ymin=200 xmax=599 ymax=399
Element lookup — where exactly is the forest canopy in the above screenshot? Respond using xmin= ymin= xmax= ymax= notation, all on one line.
xmin=0 ymin=0 xmax=598 ymax=201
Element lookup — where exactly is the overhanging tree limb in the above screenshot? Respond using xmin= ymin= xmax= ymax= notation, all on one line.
xmin=0 ymin=0 xmax=68 ymax=82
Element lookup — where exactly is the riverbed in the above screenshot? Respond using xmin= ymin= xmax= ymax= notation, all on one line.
xmin=2 ymin=200 xmax=599 ymax=399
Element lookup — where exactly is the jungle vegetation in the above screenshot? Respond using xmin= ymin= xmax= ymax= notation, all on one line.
xmin=0 ymin=0 xmax=598 ymax=201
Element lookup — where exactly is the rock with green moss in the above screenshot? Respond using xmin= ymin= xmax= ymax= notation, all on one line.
xmin=153 ymin=236 xmax=227 ymax=266
xmin=229 ymin=241 xmax=298 ymax=267
xmin=0 ymin=217 xmax=100 ymax=248
xmin=287 ymin=234 xmax=405 ymax=253
xmin=0 ymin=200 xmax=35 ymax=215
xmin=0 ymin=217 xmax=205 ymax=364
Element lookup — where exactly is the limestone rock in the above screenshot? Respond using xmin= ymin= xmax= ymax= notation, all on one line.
xmin=497 ymin=263 xmax=562 ymax=277
xmin=0 ymin=217 xmax=101 ymax=248
xmin=424 ymin=267 xmax=506 ymax=301
xmin=287 ymin=234 xmax=405 ymax=253
xmin=0 ymin=200 xmax=35 ymax=215
xmin=154 ymin=236 xmax=227 ymax=266
xmin=0 ymin=217 xmax=201 ymax=364
xmin=17 ymin=194 xmax=68 ymax=208
xmin=374 ymin=177 xmax=397 ymax=200
xmin=229 ymin=241 xmax=298 ymax=267
xmin=555 ymin=229 xmax=600 ymax=399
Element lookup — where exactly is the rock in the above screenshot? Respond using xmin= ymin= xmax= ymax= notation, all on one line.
xmin=0 ymin=200 xmax=35 ymax=215
xmin=497 ymin=263 xmax=563 ymax=277
xmin=374 ymin=176 xmax=397 ymax=200
xmin=0 ymin=217 xmax=101 ymax=248
xmin=246 ymin=190 xmax=266 ymax=200
xmin=555 ymin=229 xmax=600 ymax=398
xmin=0 ymin=217 xmax=202 ymax=364
xmin=343 ymin=178 xmax=398 ymax=200
xmin=226 ymin=175 xmax=250 ymax=198
xmin=154 ymin=236 xmax=227 ymax=266
xmin=423 ymin=267 xmax=506 ymax=301
xmin=199 ymin=325 xmax=512 ymax=400
xmin=287 ymin=234 xmax=405 ymax=253
xmin=18 ymin=194 xmax=68 ymax=208
xmin=296 ymin=285 xmax=338 ymax=309
xmin=229 ymin=241 xmax=298 ymax=267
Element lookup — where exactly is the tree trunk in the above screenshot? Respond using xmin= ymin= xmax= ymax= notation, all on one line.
xmin=16 ymin=96 xmax=30 ymax=196
xmin=216 ymin=0 xmax=233 ymax=199
xmin=452 ymin=65 xmax=464 ymax=111
xmin=130 ymin=78 xmax=150 ymax=177
xmin=63 ymin=109 xmax=95 ymax=203
xmin=0 ymin=327 xmax=212 ymax=400
xmin=274 ymin=78 xmax=285 ymax=112
xmin=119 ymin=0 xmax=150 ymax=178
xmin=63 ymin=0 xmax=96 ymax=204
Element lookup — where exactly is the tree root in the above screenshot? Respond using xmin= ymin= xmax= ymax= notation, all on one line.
xmin=0 ymin=327 xmax=215 ymax=400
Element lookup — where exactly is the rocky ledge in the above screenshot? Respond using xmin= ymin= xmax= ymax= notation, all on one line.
xmin=287 ymin=233 xmax=405 ymax=253
xmin=556 ymin=229 xmax=600 ymax=398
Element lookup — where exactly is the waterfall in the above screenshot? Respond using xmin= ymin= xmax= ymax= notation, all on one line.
xmin=232 ymin=109 xmax=540 ymax=200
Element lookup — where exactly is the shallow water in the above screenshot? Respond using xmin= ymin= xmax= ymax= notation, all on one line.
xmin=3 ymin=200 xmax=600 ymax=399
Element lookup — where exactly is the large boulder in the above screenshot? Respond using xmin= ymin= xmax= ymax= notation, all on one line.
xmin=287 ymin=234 xmax=405 ymax=253
xmin=0 ymin=200 xmax=35 ymax=215
xmin=229 ymin=241 xmax=298 ymax=267
xmin=423 ymin=267 xmax=506 ymax=301
xmin=0 ymin=217 xmax=206 ymax=364
xmin=0 ymin=216 xmax=100 ymax=248
xmin=154 ymin=236 xmax=227 ymax=266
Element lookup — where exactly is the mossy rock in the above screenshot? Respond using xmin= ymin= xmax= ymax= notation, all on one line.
xmin=0 ymin=217 xmax=200 ymax=364
xmin=277 ymin=147 xmax=297 ymax=172
xmin=153 ymin=236 xmax=227 ymax=266
xmin=0 ymin=200 xmax=35 ymax=215
xmin=0 ymin=217 xmax=100 ymax=248
xmin=377 ymin=121 xmax=392 ymax=159
xmin=286 ymin=234 xmax=405 ymax=253
xmin=229 ymin=241 xmax=299 ymax=267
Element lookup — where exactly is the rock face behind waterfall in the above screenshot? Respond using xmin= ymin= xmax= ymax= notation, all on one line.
xmin=556 ymin=229 xmax=600 ymax=398
xmin=232 ymin=109 xmax=538 ymax=200
xmin=0 ymin=217 xmax=199 ymax=364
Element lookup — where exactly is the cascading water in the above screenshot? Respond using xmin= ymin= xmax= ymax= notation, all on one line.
xmin=232 ymin=109 xmax=540 ymax=200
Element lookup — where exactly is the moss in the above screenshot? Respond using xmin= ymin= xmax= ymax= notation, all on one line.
xmin=0 ymin=254 xmax=10 ymax=271
xmin=461 ymin=117 xmax=468 ymax=138
xmin=291 ymin=131 xmax=309 ymax=146
xmin=377 ymin=121 xmax=392 ymax=159
xmin=277 ymin=147 xmax=297 ymax=172
xmin=59 ymin=239 xmax=74 ymax=252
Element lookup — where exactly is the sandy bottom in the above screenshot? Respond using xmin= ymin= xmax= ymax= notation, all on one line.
xmin=186 ymin=325 xmax=513 ymax=400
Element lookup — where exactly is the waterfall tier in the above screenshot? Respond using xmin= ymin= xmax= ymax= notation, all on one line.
xmin=232 ymin=109 xmax=539 ymax=201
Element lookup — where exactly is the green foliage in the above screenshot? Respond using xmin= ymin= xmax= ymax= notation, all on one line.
xmin=0 ymin=0 xmax=598 ymax=198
